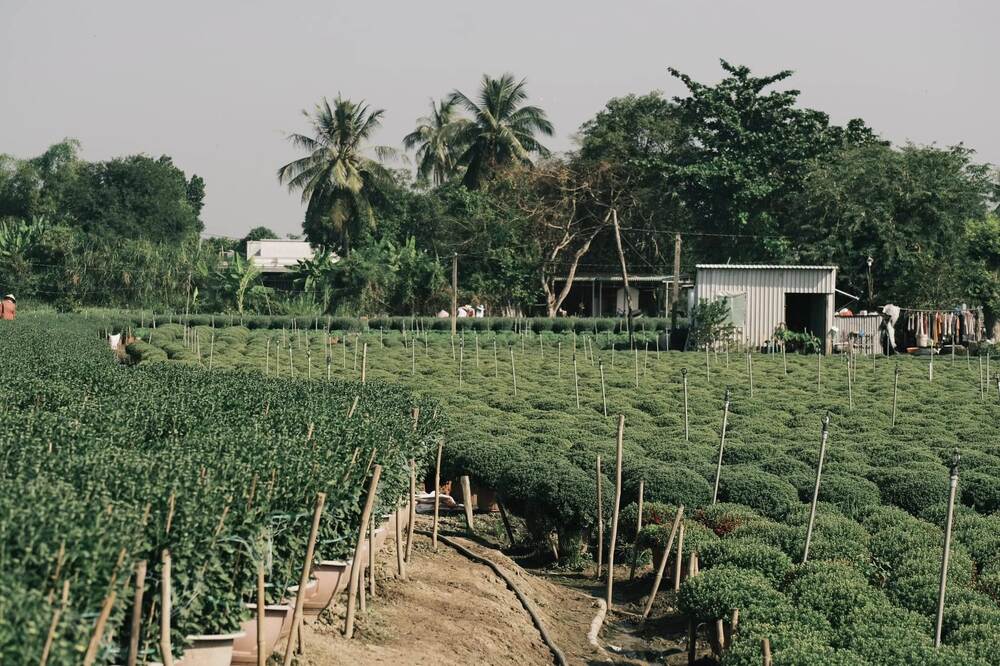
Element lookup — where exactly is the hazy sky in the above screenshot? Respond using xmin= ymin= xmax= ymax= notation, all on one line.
xmin=2 ymin=1 xmax=997 ymax=238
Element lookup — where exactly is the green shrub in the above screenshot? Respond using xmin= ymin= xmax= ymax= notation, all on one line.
xmin=700 ymin=539 xmax=792 ymax=585
xmin=678 ymin=565 xmax=786 ymax=623
xmin=718 ymin=466 xmax=800 ymax=519
xmin=784 ymin=562 xmax=883 ymax=627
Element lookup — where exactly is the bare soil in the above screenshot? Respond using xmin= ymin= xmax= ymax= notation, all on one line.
xmin=281 ymin=514 xmax=701 ymax=665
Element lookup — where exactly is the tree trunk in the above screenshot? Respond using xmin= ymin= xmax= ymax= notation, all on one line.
xmin=543 ymin=216 xmax=608 ymax=317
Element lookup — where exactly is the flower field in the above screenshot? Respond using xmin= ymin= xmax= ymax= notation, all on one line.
xmin=125 ymin=318 xmax=1000 ymax=664
xmin=0 ymin=315 xmax=440 ymax=663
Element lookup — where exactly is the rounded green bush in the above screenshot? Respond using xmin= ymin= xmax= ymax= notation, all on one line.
xmin=678 ymin=565 xmax=785 ymax=623
xmin=784 ymin=561 xmax=882 ymax=627
xmin=718 ymin=466 xmax=800 ymax=519
xmin=700 ymin=539 xmax=792 ymax=585
xmin=818 ymin=473 xmax=882 ymax=519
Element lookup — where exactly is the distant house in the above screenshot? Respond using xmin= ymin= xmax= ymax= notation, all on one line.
xmin=550 ymin=275 xmax=694 ymax=317
xmin=245 ymin=239 xmax=337 ymax=290
xmin=693 ymin=264 xmax=840 ymax=353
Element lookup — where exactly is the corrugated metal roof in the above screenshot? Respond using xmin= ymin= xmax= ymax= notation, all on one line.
xmin=696 ymin=264 xmax=837 ymax=270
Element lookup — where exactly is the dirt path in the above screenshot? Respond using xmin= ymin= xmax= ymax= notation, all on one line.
xmin=293 ymin=516 xmax=604 ymax=665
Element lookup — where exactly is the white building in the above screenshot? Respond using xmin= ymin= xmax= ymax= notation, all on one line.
xmin=694 ymin=264 xmax=839 ymax=354
xmin=245 ymin=239 xmax=320 ymax=273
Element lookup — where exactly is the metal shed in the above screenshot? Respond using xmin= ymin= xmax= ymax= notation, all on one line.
xmin=694 ymin=264 xmax=838 ymax=353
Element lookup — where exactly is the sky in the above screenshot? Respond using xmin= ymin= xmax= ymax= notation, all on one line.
xmin=2 ymin=1 xmax=997 ymax=238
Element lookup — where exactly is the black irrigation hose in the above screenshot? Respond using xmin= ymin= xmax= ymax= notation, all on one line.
xmin=416 ymin=529 xmax=569 ymax=666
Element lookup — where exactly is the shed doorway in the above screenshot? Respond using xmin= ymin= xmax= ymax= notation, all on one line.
xmin=784 ymin=293 xmax=826 ymax=340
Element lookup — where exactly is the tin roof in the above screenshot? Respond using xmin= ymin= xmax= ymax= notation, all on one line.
xmin=696 ymin=264 xmax=837 ymax=271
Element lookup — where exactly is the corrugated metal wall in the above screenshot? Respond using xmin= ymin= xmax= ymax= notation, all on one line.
xmin=833 ymin=315 xmax=883 ymax=355
xmin=694 ymin=267 xmax=837 ymax=350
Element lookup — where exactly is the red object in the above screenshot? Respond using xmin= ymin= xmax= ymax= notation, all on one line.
xmin=0 ymin=298 xmax=15 ymax=320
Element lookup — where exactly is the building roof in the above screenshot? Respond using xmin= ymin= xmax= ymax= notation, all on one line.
xmin=696 ymin=264 xmax=837 ymax=271
xmin=556 ymin=274 xmax=693 ymax=284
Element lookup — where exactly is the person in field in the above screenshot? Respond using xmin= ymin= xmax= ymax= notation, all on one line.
xmin=0 ymin=294 xmax=15 ymax=320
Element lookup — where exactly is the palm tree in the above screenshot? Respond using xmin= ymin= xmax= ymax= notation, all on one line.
xmin=278 ymin=96 xmax=395 ymax=255
xmin=402 ymin=98 xmax=468 ymax=186
xmin=449 ymin=73 xmax=554 ymax=188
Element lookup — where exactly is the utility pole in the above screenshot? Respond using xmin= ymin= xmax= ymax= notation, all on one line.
xmin=451 ymin=252 xmax=458 ymax=336
xmin=611 ymin=209 xmax=634 ymax=350
xmin=671 ymin=232 xmax=682 ymax=342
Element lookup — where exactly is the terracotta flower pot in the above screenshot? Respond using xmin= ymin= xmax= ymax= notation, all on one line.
xmin=303 ymin=560 xmax=351 ymax=622
xmin=279 ymin=580 xmax=318 ymax=641
xmin=230 ymin=604 xmax=288 ymax=665
xmin=179 ymin=631 xmax=245 ymax=666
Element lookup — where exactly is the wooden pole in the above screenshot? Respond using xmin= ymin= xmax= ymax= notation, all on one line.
xmin=628 ymin=479 xmax=644 ymax=581
xmin=432 ymin=441 xmax=444 ymax=551
xmin=574 ymin=354 xmax=580 ymax=409
xmin=748 ymin=352 xmax=754 ymax=398
xmin=451 ymin=252 xmax=458 ymax=336
xmin=405 ymin=459 xmax=417 ymax=563
xmin=160 ymin=549 xmax=174 ymax=666
xmin=847 ymin=352 xmax=854 ymax=410
xmin=611 ymin=209 xmax=635 ymax=349
xmin=762 ymin=638 xmax=773 ymax=665
xmin=934 ymin=451 xmax=961 ymax=648
xmin=711 ymin=389 xmax=732 ymax=504
xmin=557 ymin=341 xmax=562 ymax=378
xmin=671 ymin=232 xmax=681 ymax=334
xmin=605 ymin=415 xmax=625 ymax=608
xmin=641 ymin=506 xmax=684 ymax=618
xmin=673 ymin=523 xmax=685 ymax=592
xmin=687 ymin=620 xmax=697 ymax=665
xmin=345 ymin=467 xmax=381 ymax=639
xmin=461 ymin=475 xmax=475 ymax=534
xmin=682 ymin=368 xmax=690 ymax=442
xmin=127 ymin=560 xmax=147 ymax=666
xmin=361 ymin=342 xmax=368 ymax=384
xmin=802 ymin=414 xmax=831 ymax=563
xmin=510 ymin=347 xmax=517 ymax=397
xmin=891 ymin=365 xmax=900 ymax=427
xmin=368 ymin=516 xmax=376 ymax=598
xmin=256 ymin=561 xmax=266 ymax=666
xmin=40 ymin=580 xmax=70 ymax=666
xmin=83 ymin=587 xmax=117 ymax=666
xmin=596 ymin=455 xmax=604 ymax=577
xmin=283 ymin=492 xmax=326 ymax=664
xmin=600 ymin=362 xmax=608 ymax=417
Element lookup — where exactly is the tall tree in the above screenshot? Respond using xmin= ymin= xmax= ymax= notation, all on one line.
xmin=402 ymin=98 xmax=468 ymax=186
xmin=277 ymin=96 xmax=396 ymax=255
xmin=449 ymin=73 xmax=554 ymax=188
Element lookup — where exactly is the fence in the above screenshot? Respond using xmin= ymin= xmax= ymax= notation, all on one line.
xmin=832 ymin=315 xmax=883 ymax=355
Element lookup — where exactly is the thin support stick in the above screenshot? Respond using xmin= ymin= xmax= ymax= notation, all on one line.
xmin=432 ymin=441 xmax=443 ymax=551
xmin=596 ymin=455 xmax=604 ymax=577
xmin=160 ymin=550 xmax=174 ymax=666
xmin=257 ymin=561 xmax=266 ymax=666
xmin=283 ymin=492 xmax=326 ymax=664
xmin=405 ymin=459 xmax=416 ymax=563
xmin=127 ymin=560 xmax=147 ymax=666
xmin=682 ymin=369 xmax=690 ymax=442
xmin=605 ymin=415 xmax=625 ymax=609
xmin=802 ymin=415 xmax=831 ymax=563
xmin=711 ymin=390 xmax=732 ymax=504
xmin=345 ymin=467 xmax=381 ymax=639
xmin=641 ymin=506 xmax=684 ymax=618
xmin=628 ymin=479 xmax=644 ymax=581
xmin=934 ymin=451 xmax=961 ymax=648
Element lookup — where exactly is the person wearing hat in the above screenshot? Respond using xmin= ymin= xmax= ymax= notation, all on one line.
xmin=1 ymin=294 xmax=15 ymax=320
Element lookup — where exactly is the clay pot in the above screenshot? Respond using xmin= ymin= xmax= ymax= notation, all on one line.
xmin=279 ymin=580 xmax=318 ymax=641
xmin=179 ymin=632 xmax=245 ymax=666
xmin=230 ymin=604 xmax=288 ymax=665
xmin=303 ymin=560 xmax=351 ymax=621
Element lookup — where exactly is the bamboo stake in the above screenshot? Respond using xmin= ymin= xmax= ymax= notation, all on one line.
xmin=461 ymin=475 xmax=475 ymax=534
xmin=510 ymin=347 xmax=518 ymax=396
xmin=405 ymin=459 xmax=416 ymax=563
xmin=127 ymin=560 xmax=147 ymax=666
xmin=600 ymin=361 xmax=608 ymax=417
xmin=802 ymin=414 xmax=831 ymax=563
xmin=40 ymin=580 xmax=70 ymax=666
xmin=160 ymin=549 xmax=174 ymax=666
xmin=934 ymin=451 xmax=961 ymax=648
xmin=711 ymin=389 xmax=732 ymax=504
xmin=847 ymin=352 xmax=854 ymax=410
xmin=557 ymin=341 xmax=562 ymax=378
xmin=361 ymin=342 xmax=368 ymax=384
xmin=628 ymin=479 xmax=644 ymax=581
xmin=395 ymin=498 xmax=406 ymax=580
xmin=682 ymin=368 xmax=690 ymax=442
xmin=256 ymin=561 xmax=266 ymax=666
xmin=891 ymin=365 xmax=900 ymax=427
xmin=641 ymin=506 xmax=684 ymax=618
xmin=345 ymin=466 xmax=381 ymax=639
xmin=596 ymin=455 xmax=604 ymax=577
xmin=368 ymin=517 xmax=376 ymax=598
xmin=573 ymin=354 xmax=580 ymax=409
xmin=673 ymin=523 xmax=685 ymax=592
xmin=687 ymin=620 xmax=697 ymax=665
xmin=748 ymin=352 xmax=754 ymax=398
xmin=604 ymin=418 xmax=627 ymax=607
xmin=762 ymin=637 xmax=773 ymax=666
xmin=283 ymin=492 xmax=326 ymax=664
xmin=432 ymin=441 xmax=444 ymax=551
xmin=84 ymin=581 xmax=118 ymax=666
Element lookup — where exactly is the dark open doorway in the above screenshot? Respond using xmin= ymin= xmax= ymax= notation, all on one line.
xmin=784 ymin=293 xmax=827 ymax=340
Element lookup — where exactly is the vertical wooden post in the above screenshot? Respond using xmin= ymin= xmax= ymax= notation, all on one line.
xmin=256 ymin=561 xmax=266 ymax=666
xmin=600 ymin=362 xmax=608 ymax=417
xmin=817 ymin=352 xmax=822 ymax=393
xmin=891 ymin=365 xmax=900 ymax=427
xmin=802 ymin=414 xmax=831 ymax=563
xmin=682 ymin=368 xmax=690 ymax=442
xmin=687 ymin=621 xmax=697 ymax=665
xmin=432 ymin=441 xmax=444 ymax=551
xmin=361 ymin=343 xmax=368 ymax=384
xmin=628 ymin=479 xmax=644 ymax=581
xmin=405 ymin=459 xmax=416 ymax=563
xmin=641 ymin=506 xmax=684 ymax=618
xmin=711 ymin=389 xmax=732 ymax=504
xmin=847 ymin=353 xmax=854 ymax=410
xmin=934 ymin=451 xmax=961 ymax=648
xmin=510 ymin=347 xmax=517 ymax=396
xmin=596 ymin=455 xmax=604 ymax=577
xmin=160 ymin=549 xmax=174 ymax=666
xmin=673 ymin=523 xmax=686 ymax=592
xmin=283 ymin=492 xmax=326 ymax=664
xmin=672 ymin=232 xmax=682 ymax=334
xmin=345 ymin=467 xmax=381 ymax=639
xmin=605 ymin=415 xmax=625 ymax=608
xmin=451 ymin=252 xmax=458 ymax=336
xmin=762 ymin=638 xmax=772 ymax=666
xmin=461 ymin=475 xmax=475 ymax=534
xmin=127 ymin=560 xmax=147 ymax=666
xmin=782 ymin=343 xmax=787 ymax=375
xmin=368 ymin=517 xmax=376 ymax=598
xmin=574 ymin=354 xmax=581 ymax=409
xmin=557 ymin=341 xmax=562 ymax=378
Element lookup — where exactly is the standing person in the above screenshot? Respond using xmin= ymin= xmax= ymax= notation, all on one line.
xmin=0 ymin=294 xmax=15 ymax=320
